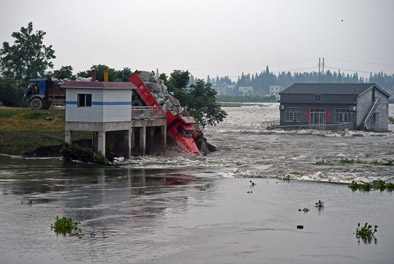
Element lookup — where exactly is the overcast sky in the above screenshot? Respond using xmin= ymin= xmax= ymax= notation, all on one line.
xmin=1 ymin=0 xmax=393 ymax=80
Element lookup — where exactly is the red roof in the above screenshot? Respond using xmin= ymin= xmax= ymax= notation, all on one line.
xmin=61 ymin=81 xmax=136 ymax=89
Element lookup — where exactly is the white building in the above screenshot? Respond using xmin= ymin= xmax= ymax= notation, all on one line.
xmin=239 ymin=86 xmax=253 ymax=95
xmin=270 ymin=86 xmax=281 ymax=97
xmin=63 ymin=81 xmax=135 ymax=157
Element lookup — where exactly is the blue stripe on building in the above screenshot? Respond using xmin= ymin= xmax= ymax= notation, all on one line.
xmin=92 ymin=102 xmax=132 ymax=105
xmin=65 ymin=101 xmax=132 ymax=105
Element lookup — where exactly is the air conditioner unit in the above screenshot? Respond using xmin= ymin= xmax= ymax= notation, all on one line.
xmin=350 ymin=106 xmax=357 ymax=111
xmin=279 ymin=105 xmax=285 ymax=110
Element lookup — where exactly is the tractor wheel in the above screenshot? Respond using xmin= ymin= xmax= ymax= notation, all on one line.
xmin=30 ymin=98 xmax=43 ymax=110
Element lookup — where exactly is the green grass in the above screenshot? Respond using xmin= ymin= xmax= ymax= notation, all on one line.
xmin=0 ymin=107 xmax=91 ymax=155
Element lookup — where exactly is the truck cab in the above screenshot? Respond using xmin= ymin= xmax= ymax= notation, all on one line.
xmin=24 ymin=79 xmax=49 ymax=109
xmin=166 ymin=111 xmax=200 ymax=155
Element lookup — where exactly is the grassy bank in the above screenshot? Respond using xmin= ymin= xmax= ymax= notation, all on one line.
xmin=0 ymin=107 xmax=89 ymax=156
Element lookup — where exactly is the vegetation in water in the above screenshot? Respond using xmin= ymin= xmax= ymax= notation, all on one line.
xmin=349 ymin=179 xmax=394 ymax=192
xmin=283 ymin=175 xmax=291 ymax=181
xmin=199 ymin=184 xmax=210 ymax=191
xmin=314 ymin=160 xmax=333 ymax=165
xmin=315 ymin=200 xmax=325 ymax=209
xmin=313 ymin=158 xmax=394 ymax=167
xmin=355 ymin=222 xmax=378 ymax=244
xmin=298 ymin=208 xmax=310 ymax=213
xmin=51 ymin=216 xmax=82 ymax=237
xmin=61 ymin=143 xmax=107 ymax=165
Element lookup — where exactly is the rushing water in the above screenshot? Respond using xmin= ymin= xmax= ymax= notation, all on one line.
xmin=1 ymin=103 xmax=394 ymax=263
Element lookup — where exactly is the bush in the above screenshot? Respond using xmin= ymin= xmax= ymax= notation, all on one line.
xmin=61 ymin=143 xmax=107 ymax=165
xmin=0 ymin=78 xmax=25 ymax=107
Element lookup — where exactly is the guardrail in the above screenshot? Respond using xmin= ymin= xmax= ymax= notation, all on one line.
xmin=260 ymin=120 xmax=280 ymax=129
xmin=131 ymin=106 xmax=166 ymax=120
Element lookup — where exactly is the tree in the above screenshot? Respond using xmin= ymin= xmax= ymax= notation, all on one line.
xmin=0 ymin=78 xmax=25 ymax=107
xmin=167 ymin=70 xmax=190 ymax=93
xmin=116 ymin=67 xmax=133 ymax=82
xmin=166 ymin=70 xmax=227 ymax=128
xmin=77 ymin=64 xmax=116 ymax=81
xmin=185 ymin=79 xmax=227 ymax=128
xmin=54 ymin=65 xmax=75 ymax=80
xmin=0 ymin=22 xmax=55 ymax=82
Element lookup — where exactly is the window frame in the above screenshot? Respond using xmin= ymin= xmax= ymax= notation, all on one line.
xmin=77 ymin=94 xmax=92 ymax=107
xmin=285 ymin=107 xmax=301 ymax=122
xmin=334 ymin=108 xmax=351 ymax=123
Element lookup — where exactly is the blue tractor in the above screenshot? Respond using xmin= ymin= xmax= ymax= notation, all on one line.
xmin=23 ymin=78 xmax=65 ymax=110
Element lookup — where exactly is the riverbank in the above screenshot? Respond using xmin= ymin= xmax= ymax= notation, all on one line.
xmin=0 ymin=107 xmax=90 ymax=156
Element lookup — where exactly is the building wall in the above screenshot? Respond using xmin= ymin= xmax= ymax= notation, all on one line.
xmin=102 ymin=90 xmax=132 ymax=122
xmin=280 ymin=94 xmax=357 ymax=104
xmin=279 ymin=103 xmax=357 ymax=128
xmin=280 ymin=87 xmax=389 ymax=131
xmin=66 ymin=88 xmax=132 ymax=122
xmin=357 ymin=88 xmax=389 ymax=131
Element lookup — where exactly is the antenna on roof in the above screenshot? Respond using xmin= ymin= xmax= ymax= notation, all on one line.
xmin=318 ymin=57 xmax=325 ymax=83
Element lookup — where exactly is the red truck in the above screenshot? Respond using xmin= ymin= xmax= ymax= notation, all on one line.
xmin=129 ymin=72 xmax=200 ymax=155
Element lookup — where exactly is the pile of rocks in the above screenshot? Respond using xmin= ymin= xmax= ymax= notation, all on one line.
xmin=137 ymin=71 xmax=183 ymax=114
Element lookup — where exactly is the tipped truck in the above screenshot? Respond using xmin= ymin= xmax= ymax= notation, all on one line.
xmin=129 ymin=71 xmax=200 ymax=155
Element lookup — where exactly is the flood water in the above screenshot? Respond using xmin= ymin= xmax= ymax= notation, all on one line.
xmin=1 ymin=103 xmax=394 ymax=264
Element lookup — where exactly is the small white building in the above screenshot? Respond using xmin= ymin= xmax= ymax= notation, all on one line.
xmin=62 ymin=81 xmax=135 ymax=157
xmin=270 ymin=86 xmax=281 ymax=97
xmin=239 ymin=86 xmax=253 ymax=95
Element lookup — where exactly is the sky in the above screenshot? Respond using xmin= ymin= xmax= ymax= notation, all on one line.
xmin=1 ymin=0 xmax=394 ymax=81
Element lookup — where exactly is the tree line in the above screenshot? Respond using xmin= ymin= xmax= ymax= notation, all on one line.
xmin=210 ymin=65 xmax=394 ymax=96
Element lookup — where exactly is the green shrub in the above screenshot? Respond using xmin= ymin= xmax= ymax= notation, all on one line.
xmin=356 ymin=222 xmax=377 ymax=244
xmin=61 ymin=143 xmax=107 ymax=165
xmin=51 ymin=216 xmax=82 ymax=237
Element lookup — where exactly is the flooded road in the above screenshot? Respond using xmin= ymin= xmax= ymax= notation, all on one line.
xmin=1 ymin=103 xmax=394 ymax=263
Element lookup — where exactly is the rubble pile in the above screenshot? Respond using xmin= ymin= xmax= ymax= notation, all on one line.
xmin=137 ymin=71 xmax=183 ymax=114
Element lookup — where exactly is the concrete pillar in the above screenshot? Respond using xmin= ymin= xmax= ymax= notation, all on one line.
xmin=139 ymin=126 xmax=146 ymax=156
xmin=130 ymin=128 xmax=135 ymax=152
xmin=123 ymin=129 xmax=132 ymax=160
xmin=161 ymin=125 xmax=167 ymax=150
xmin=65 ymin=130 xmax=73 ymax=144
xmin=92 ymin=131 xmax=98 ymax=152
xmin=98 ymin=131 xmax=106 ymax=156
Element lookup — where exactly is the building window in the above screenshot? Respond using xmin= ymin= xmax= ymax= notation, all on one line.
xmin=314 ymin=95 xmax=321 ymax=101
xmin=78 ymin=94 xmax=92 ymax=107
xmin=285 ymin=107 xmax=301 ymax=122
xmin=335 ymin=108 xmax=351 ymax=123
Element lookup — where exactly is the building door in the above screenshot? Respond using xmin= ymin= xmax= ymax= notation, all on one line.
xmin=309 ymin=108 xmax=326 ymax=129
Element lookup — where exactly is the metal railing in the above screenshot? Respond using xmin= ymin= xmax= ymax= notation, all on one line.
xmin=131 ymin=106 xmax=166 ymax=120
xmin=261 ymin=120 xmax=280 ymax=129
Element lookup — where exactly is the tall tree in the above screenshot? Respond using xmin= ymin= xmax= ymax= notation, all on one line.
xmin=54 ymin=65 xmax=74 ymax=80
xmin=116 ymin=67 xmax=133 ymax=82
xmin=77 ymin=64 xmax=116 ymax=81
xmin=0 ymin=22 xmax=55 ymax=82
xmin=185 ymin=79 xmax=227 ymax=128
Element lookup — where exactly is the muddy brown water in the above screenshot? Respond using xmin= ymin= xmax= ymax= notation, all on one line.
xmin=1 ymin=103 xmax=394 ymax=263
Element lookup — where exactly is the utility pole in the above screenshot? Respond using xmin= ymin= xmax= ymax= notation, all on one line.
xmin=322 ymin=57 xmax=325 ymax=83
